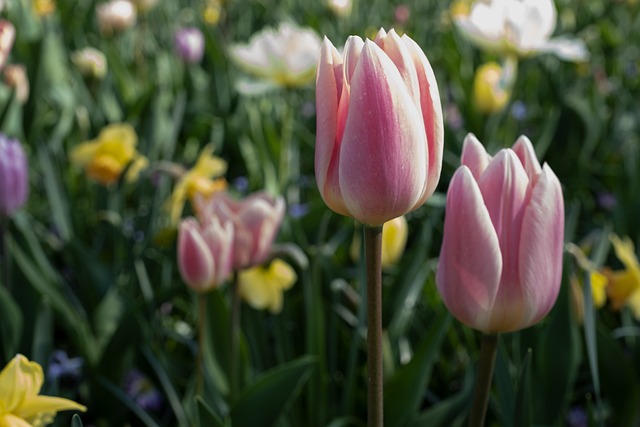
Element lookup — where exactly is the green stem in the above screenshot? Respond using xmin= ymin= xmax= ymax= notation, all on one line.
xmin=279 ymin=93 xmax=297 ymax=204
xmin=468 ymin=333 xmax=499 ymax=427
xmin=196 ymin=293 xmax=207 ymax=396
xmin=1 ymin=218 xmax=10 ymax=292
xmin=230 ymin=272 xmax=241 ymax=403
xmin=364 ymin=225 xmax=383 ymax=427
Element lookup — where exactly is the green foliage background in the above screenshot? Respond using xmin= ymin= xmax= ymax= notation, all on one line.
xmin=1 ymin=0 xmax=639 ymax=426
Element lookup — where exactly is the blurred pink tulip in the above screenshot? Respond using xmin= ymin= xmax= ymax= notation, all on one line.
xmin=96 ymin=0 xmax=136 ymax=35
xmin=315 ymin=29 xmax=443 ymax=226
xmin=0 ymin=135 xmax=28 ymax=217
xmin=0 ymin=20 xmax=15 ymax=71
xmin=436 ymin=134 xmax=564 ymax=333
xmin=177 ymin=216 xmax=234 ymax=293
xmin=197 ymin=191 xmax=285 ymax=270
xmin=174 ymin=27 xmax=205 ymax=64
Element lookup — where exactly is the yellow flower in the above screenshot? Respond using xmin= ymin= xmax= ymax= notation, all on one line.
xmin=238 ymin=259 xmax=296 ymax=314
xmin=473 ymin=61 xmax=513 ymax=114
xmin=590 ymin=270 xmax=608 ymax=308
xmin=70 ymin=123 xmax=148 ymax=186
xmin=165 ymin=145 xmax=227 ymax=224
xmin=0 ymin=354 xmax=86 ymax=427
xmin=32 ymin=0 xmax=56 ymax=17
xmin=351 ymin=216 xmax=409 ymax=270
xmin=604 ymin=234 xmax=640 ymax=317
xmin=203 ymin=0 xmax=222 ymax=26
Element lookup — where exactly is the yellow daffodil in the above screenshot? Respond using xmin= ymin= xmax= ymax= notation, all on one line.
xmin=0 ymin=354 xmax=86 ymax=426
xmin=165 ymin=145 xmax=227 ymax=224
xmin=238 ymin=259 xmax=296 ymax=314
xmin=351 ymin=216 xmax=409 ymax=270
xmin=565 ymin=242 xmax=609 ymax=313
xmin=70 ymin=123 xmax=148 ymax=186
xmin=590 ymin=270 xmax=608 ymax=308
xmin=604 ymin=234 xmax=640 ymax=318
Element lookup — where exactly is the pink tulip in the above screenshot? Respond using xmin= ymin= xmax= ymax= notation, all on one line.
xmin=197 ymin=191 xmax=285 ymax=270
xmin=436 ymin=134 xmax=564 ymax=333
xmin=0 ymin=20 xmax=15 ymax=71
xmin=177 ymin=216 xmax=234 ymax=292
xmin=315 ymin=28 xmax=443 ymax=226
xmin=0 ymin=135 xmax=28 ymax=217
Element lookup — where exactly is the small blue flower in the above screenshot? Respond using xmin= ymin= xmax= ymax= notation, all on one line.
xmin=48 ymin=350 xmax=83 ymax=381
xmin=510 ymin=100 xmax=528 ymax=121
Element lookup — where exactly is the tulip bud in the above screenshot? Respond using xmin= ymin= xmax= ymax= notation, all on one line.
xmin=96 ymin=0 xmax=136 ymax=35
xmin=0 ymin=20 xmax=15 ymax=71
xmin=436 ymin=133 xmax=564 ymax=333
xmin=327 ymin=0 xmax=352 ymax=17
xmin=4 ymin=64 xmax=29 ymax=104
xmin=0 ymin=134 xmax=29 ymax=217
xmin=177 ymin=216 xmax=234 ymax=292
xmin=174 ymin=27 xmax=205 ymax=64
xmin=473 ymin=62 xmax=511 ymax=114
xmin=196 ymin=191 xmax=285 ymax=270
xmin=71 ymin=48 xmax=107 ymax=79
xmin=315 ymin=29 xmax=444 ymax=226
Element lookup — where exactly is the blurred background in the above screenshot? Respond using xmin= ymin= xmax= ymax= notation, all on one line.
xmin=0 ymin=0 xmax=639 ymax=426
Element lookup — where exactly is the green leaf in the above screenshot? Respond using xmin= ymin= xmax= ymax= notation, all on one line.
xmin=410 ymin=368 xmax=474 ymax=427
xmin=494 ymin=340 xmax=515 ymax=427
xmin=195 ymin=396 xmax=227 ymax=427
xmin=230 ymin=355 xmax=317 ymax=427
xmin=583 ymin=271 xmax=603 ymax=423
xmin=97 ymin=376 xmax=161 ymax=427
xmin=9 ymin=236 xmax=96 ymax=362
xmin=142 ymin=346 xmax=190 ymax=427
xmin=36 ymin=144 xmax=73 ymax=242
xmin=513 ymin=349 xmax=532 ymax=427
xmin=597 ymin=325 xmax=640 ymax=426
xmin=71 ymin=414 xmax=84 ymax=427
xmin=533 ymin=264 xmax=581 ymax=425
xmin=384 ymin=311 xmax=452 ymax=427
xmin=0 ymin=284 xmax=23 ymax=360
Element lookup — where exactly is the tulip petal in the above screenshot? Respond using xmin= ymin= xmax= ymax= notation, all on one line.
xmin=518 ymin=163 xmax=564 ymax=327
xmin=460 ymin=133 xmax=491 ymax=180
xmin=436 ymin=167 xmax=502 ymax=332
xmin=315 ymin=38 xmax=349 ymax=216
xmin=512 ymin=135 xmax=542 ymax=178
xmin=402 ymin=34 xmax=444 ymax=204
xmin=539 ymin=37 xmax=589 ymax=62
xmin=178 ymin=219 xmax=215 ymax=292
xmin=478 ymin=151 xmax=530 ymax=331
xmin=375 ymin=30 xmax=420 ymax=107
xmin=339 ymin=40 xmax=427 ymax=225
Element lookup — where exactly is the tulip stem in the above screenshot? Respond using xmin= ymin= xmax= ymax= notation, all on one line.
xmin=468 ymin=333 xmax=499 ymax=427
xmin=364 ymin=224 xmax=384 ymax=427
xmin=230 ymin=272 xmax=241 ymax=404
xmin=196 ymin=293 xmax=207 ymax=396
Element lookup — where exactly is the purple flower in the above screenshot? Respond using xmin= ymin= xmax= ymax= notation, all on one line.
xmin=48 ymin=350 xmax=83 ymax=381
xmin=124 ymin=370 xmax=164 ymax=412
xmin=0 ymin=134 xmax=28 ymax=217
xmin=567 ymin=406 xmax=588 ymax=427
xmin=174 ymin=27 xmax=205 ymax=64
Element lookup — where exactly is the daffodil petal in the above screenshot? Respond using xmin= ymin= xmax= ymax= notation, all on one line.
xmin=0 ymin=355 xmax=43 ymax=413
xmin=1 ymin=413 xmax=33 ymax=427
xmin=16 ymin=395 xmax=86 ymax=420
xmin=69 ymin=141 xmax=101 ymax=168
